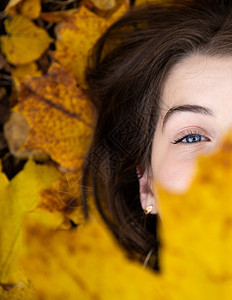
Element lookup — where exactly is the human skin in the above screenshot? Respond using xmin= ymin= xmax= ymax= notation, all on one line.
xmin=140 ymin=54 xmax=232 ymax=215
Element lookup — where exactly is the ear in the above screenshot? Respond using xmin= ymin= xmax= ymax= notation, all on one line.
xmin=136 ymin=165 xmax=157 ymax=214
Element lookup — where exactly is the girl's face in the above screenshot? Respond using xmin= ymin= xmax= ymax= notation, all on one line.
xmin=151 ymin=54 xmax=232 ymax=212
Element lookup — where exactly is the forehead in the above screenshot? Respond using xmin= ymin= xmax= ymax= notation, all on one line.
xmin=160 ymin=54 xmax=232 ymax=113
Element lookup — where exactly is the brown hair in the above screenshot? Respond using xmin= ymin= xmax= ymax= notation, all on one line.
xmin=82 ymin=0 xmax=232 ymax=270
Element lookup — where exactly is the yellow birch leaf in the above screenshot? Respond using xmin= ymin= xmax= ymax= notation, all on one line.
xmin=0 ymin=159 xmax=60 ymax=291
xmin=5 ymin=0 xmax=41 ymax=20
xmin=14 ymin=63 xmax=95 ymax=170
xmin=54 ymin=4 xmax=128 ymax=87
xmin=0 ymin=15 xmax=52 ymax=65
xmin=11 ymin=62 xmax=42 ymax=88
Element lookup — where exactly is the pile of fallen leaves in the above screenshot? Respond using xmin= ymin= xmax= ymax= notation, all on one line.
xmin=2 ymin=0 xmax=232 ymax=299
xmin=0 ymin=0 xmax=130 ymax=179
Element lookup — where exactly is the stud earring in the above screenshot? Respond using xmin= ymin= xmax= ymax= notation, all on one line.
xmin=144 ymin=205 xmax=153 ymax=215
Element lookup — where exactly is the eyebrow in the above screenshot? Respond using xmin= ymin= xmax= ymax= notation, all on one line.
xmin=162 ymin=104 xmax=215 ymax=132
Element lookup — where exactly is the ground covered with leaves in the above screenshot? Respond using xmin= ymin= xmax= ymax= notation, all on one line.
xmin=2 ymin=0 xmax=232 ymax=299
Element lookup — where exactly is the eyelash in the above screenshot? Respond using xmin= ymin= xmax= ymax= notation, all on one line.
xmin=172 ymin=129 xmax=211 ymax=145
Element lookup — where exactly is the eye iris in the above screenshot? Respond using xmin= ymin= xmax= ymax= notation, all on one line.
xmin=186 ymin=134 xmax=201 ymax=143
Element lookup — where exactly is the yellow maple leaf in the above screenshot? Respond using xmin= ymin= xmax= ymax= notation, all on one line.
xmin=0 ymin=15 xmax=52 ymax=65
xmin=54 ymin=4 xmax=128 ymax=87
xmin=0 ymin=159 xmax=60 ymax=299
xmin=13 ymin=63 xmax=95 ymax=170
xmin=21 ymin=216 xmax=164 ymax=300
xmin=155 ymin=134 xmax=232 ymax=299
xmin=18 ymin=134 xmax=232 ymax=299
xmin=5 ymin=0 xmax=41 ymax=20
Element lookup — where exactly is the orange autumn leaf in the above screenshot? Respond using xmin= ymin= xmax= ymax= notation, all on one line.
xmin=14 ymin=63 xmax=95 ymax=170
xmin=0 ymin=15 xmax=52 ymax=65
xmin=5 ymin=0 xmax=41 ymax=20
xmin=54 ymin=4 xmax=128 ymax=87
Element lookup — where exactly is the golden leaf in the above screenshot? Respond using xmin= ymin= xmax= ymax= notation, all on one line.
xmin=155 ymin=134 xmax=232 ymax=299
xmin=4 ymin=111 xmax=50 ymax=162
xmin=5 ymin=0 xmax=41 ymax=20
xmin=21 ymin=217 xmax=164 ymax=300
xmin=18 ymin=134 xmax=232 ymax=299
xmin=54 ymin=4 xmax=128 ymax=87
xmin=11 ymin=62 xmax=42 ymax=88
xmin=0 ymin=279 xmax=36 ymax=300
xmin=38 ymin=170 xmax=93 ymax=226
xmin=0 ymin=15 xmax=52 ymax=65
xmin=14 ymin=63 xmax=95 ymax=170
xmin=0 ymin=159 xmax=60 ymax=291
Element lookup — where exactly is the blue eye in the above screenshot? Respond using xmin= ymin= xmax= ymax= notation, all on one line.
xmin=182 ymin=134 xmax=207 ymax=143
xmin=173 ymin=133 xmax=210 ymax=144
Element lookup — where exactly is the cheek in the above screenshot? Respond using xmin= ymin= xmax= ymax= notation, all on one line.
xmin=151 ymin=143 xmax=197 ymax=194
